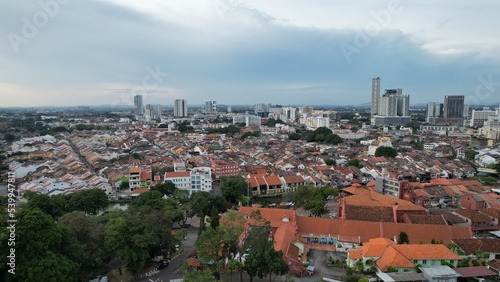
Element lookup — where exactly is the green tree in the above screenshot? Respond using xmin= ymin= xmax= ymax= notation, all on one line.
xmin=68 ymin=189 xmax=109 ymax=215
xmin=398 ymin=231 xmax=409 ymax=244
xmin=104 ymin=207 xmax=174 ymax=276
xmin=196 ymin=227 xmax=225 ymax=279
xmin=347 ymin=159 xmax=361 ymax=168
xmin=189 ymin=192 xmax=227 ymax=235
xmin=325 ymin=159 xmax=336 ymax=166
xmin=59 ymin=212 xmax=109 ymax=280
xmin=4 ymin=134 xmax=15 ymax=143
xmin=220 ymin=176 xmax=248 ymax=204
xmin=25 ymin=193 xmax=69 ymax=219
xmin=465 ymin=150 xmax=478 ymax=161
xmin=151 ymin=182 xmax=177 ymax=196
xmin=130 ymin=190 xmax=166 ymax=210
xmin=375 ymin=146 xmax=398 ymax=158
xmin=288 ymin=133 xmax=301 ymax=140
xmin=14 ymin=209 xmax=80 ymax=281
xmin=183 ymin=269 xmax=219 ymax=282
xmin=267 ymin=249 xmax=289 ymax=282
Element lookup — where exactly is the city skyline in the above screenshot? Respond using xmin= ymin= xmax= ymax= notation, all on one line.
xmin=1 ymin=1 xmax=500 ymax=107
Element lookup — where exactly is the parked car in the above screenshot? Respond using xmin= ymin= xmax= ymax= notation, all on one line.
xmin=158 ymin=262 xmax=169 ymax=270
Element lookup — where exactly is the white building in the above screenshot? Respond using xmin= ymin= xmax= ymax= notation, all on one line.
xmin=470 ymin=108 xmax=499 ymax=127
xmin=164 ymin=167 xmax=213 ymax=195
xmin=478 ymin=113 xmax=500 ymax=139
xmin=205 ymin=101 xmax=217 ymax=113
xmin=233 ymin=115 xmax=261 ymax=127
xmin=134 ymin=95 xmax=144 ymax=116
xmin=164 ymin=171 xmax=191 ymax=190
xmin=306 ymin=116 xmax=330 ymax=129
xmin=174 ymin=99 xmax=188 ymax=117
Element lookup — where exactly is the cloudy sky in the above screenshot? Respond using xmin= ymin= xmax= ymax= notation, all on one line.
xmin=1 ymin=0 xmax=499 ymax=107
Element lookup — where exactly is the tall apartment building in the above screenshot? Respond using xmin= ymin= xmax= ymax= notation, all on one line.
xmin=470 ymin=108 xmax=499 ymax=127
xmin=205 ymin=101 xmax=217 ymax=113
xmin=306 ymin=116 xmax=330 ymax=129
xmin=254 ymin=103 xmax=268 ymax=117
xmin=282 ymin=107 xmax=297 ymax=121
xmin=153 ymin=104 xmax=161 ymax=119
xmin=233 ymin=115 xmax=261 ymax=127
xmin=299 ymin=106 xmax=314 ymax=115
xmin=426 ymin=103 xmax=443 ymax=123
xmin=374 ymin=88 xmax=410 ymax=126
xmin=134 ymin=95 xmax=144 ymax=116
xmin=371 ymin=77 xmax=380 ymax=121
xmin=444 ymin=95 xmax=465 ymax=118
xmin=174 ymin=99 xmax=187 ymax=117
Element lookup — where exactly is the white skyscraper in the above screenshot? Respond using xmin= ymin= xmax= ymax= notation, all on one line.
xmin=134 ymin=95 xmax=144 ymax=116
xmin=205 ymin=101 xmax=217 ymax=112
xmin=371 ymin=77 xmax=380 ymax=122
xmin=174 ymin=99 xmax=187 ymax=117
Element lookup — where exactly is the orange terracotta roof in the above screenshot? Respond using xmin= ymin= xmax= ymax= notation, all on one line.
xmin=165 ymin=171 xmax=190 ymax=178
xmin=394 ymin=244 xmax=462 ymax=260
xmin=239 ymin=207 xmax=296 ymax=229
xmin=376 ymin=245 xmax=414 ymax=271
xmin=274 ymin=222 xmax=296 ymax=254
xmin=283 ymin=175 xmax=305 ymax=184
xmin=140 ymin=171 xmax=151 ymax=181
xmin=296 ymin=217 xmax=472 ymax=245
xmin=348 ymin=249 xmax=362 ymax=259
xmin=265 ymin=176 xmax=283 ymax=186
xmin=131 ymin=187 xmax=150 ymax=194
xmin=129 ymin=167 xmax=140 ymax=173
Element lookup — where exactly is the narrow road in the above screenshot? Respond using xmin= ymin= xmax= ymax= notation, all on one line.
xmin=139 ymin=228 xmax=197 ymax=282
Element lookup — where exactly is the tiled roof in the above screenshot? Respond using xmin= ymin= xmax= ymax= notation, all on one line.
xmin=348 ymin=249 xmax=362 ymax=259
xmin=165 ymin=171 xmax=190 ymax=178
xmin=265 ymin=176 xmax=283 ymax=186
xmin=282 ymin=175 xmax=305 ymax=184
xmin=453 ymin=209 xmax=492 ymax=223
xmin=394 ymin=244 xmax=462 ymax=260
xmin=452 ymin=239 xmax=500 ymax=255
xmin=479 ymin=208 xmax=500 ymax=220
xmin=274 ymin=222 xmax=296 ymax=254
xmin=129 ymin=167 xmax=140 ymax=173
xmin=376 ymin=245 xmax=414 ymax=271
xmin=239 ymin=207 xmax=295 ymax=229
xmin=345 ymin=205 xmax=395 ymax=222
xmin=296 ymin=217 xmax=471 ymax=245
xmin=406 ymin=214 xmax=447 ymax=225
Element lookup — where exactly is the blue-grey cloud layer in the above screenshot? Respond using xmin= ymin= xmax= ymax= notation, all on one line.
xmin=1 ymin=0 xmax=499 ymax=107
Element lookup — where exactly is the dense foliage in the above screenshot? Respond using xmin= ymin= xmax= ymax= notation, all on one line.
xmin=375 ymin=146 xmax=398 ymax=158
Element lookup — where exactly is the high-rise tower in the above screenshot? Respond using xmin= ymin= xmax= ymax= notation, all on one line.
xmin=371 ymin=77 xmax=381 ymax=122
xmin=134 ymin=95 xmax=144 ymax=116
xmin=174 ymin=99 xmax=187 ymax=117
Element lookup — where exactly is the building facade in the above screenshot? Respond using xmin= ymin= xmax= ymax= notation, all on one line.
xmin=134 ymin=95 xmax=144 ymax=116
xmin=174 ymin=99 xmax=188 ymax=117
xmin=211 ymin=160 xmax=240 ymax=178
xmin=205 ymin=101 xmax=217 ymax=113
xmin=233 ymin=115 xmax=261 ymax=127
xmin=164 ymin=167 xmax=212 ymax=194
xmin=444 ymin=95 xmax=465 ymax=119
xmin=371 ymin=77 xmax=381 ymax=121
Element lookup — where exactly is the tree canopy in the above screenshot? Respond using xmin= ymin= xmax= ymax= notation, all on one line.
xmin=375 ymin=146 xmax=398 ymax=158
xmin=220 ymin=176 xmax=248 ymax=204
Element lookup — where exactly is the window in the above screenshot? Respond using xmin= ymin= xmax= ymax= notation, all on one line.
xmin=422 ymin=260 xmax=427 ymax=265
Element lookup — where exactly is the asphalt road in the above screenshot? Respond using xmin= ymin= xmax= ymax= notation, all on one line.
xmin=139 ymin=228 xmax=198 ymax=282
